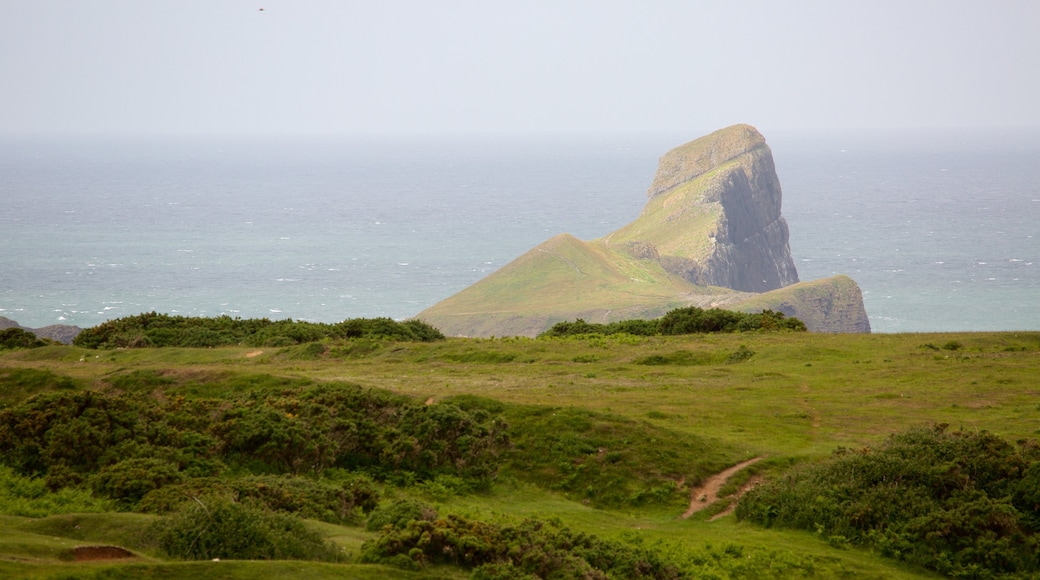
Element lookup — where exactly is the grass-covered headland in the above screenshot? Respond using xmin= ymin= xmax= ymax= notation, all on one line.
xmin=1 ymin=313 xmax=1038 ymax=578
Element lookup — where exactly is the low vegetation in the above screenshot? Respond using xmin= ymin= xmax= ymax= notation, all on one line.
xmin=539 ymin=307 xmax=806 ymax=338
xmin=152 ymin=497 xmax=344 ymax=562
xmin=0 ymin=379 xmax=507 ymax=513
xmin=0 ymin=328 xmax=56 ymax=350
xmin=71 ymin=312 xmax=444 ymax=349
xmin=738 ymin=424 xmax=1040 ymax=577
xmin=1 ymin=316 xmax=1039 ymax=578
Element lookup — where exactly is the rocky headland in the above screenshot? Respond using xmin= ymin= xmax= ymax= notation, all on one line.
xmin=0 ymin=316 xmax=82 ymax=344
xmin=419 ymin=124 xmax=871 ymax=336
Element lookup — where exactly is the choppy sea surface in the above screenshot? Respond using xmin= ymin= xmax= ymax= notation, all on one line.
xmin=2 ymin=129 xmax=1037 ymax=333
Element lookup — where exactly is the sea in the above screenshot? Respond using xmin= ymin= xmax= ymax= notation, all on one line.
xmin=2 ymin=128 xmax=1038 ymax=334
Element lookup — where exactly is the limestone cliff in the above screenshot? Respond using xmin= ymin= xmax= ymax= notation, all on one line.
xmin=732 ymin=275 xmax=872 ymax=334
xmin=607 ymin=124 xmax=798 ymax=292
xmin=417 ymin=125 xmax=871 ymax=336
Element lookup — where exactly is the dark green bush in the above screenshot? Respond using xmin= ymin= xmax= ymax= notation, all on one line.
xmin=73 ymin=312 xmax=444 ymax=349
xmin=153 ymin=497 xmax=342 ymax=561
xmin=539 ymin=307 xmax=805 ymax=338
xmin=943 ymin=340 xmax=965 ymax=351
xmin=361 ymin=515 xmax=683 ymax=579
xmin=635 ymin=350 xmax=718 ymax=366
xmin=366 ymin=498 xmax=438 ymax=532
xmin=659 ymin=307 xmax=744 ymax=334
xmin=726 ymin=345 xmax=756 ymax=363
xmin=0 ymin=328 xmax=51 ymax=350
xmin=737 ymin=425 xmax=1040 ymax=577
xmin=139 ymin=473 xmax=378 ymax=525
xmin=0 ymin=381 xmax=510 ymax=504
xmin=89 ymin=458 xmax=184 ymax=507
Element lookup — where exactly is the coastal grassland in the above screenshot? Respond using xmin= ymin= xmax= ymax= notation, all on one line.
xmin=423 ymin=232 xmax=697 ymax=315
xmin=605 ymin=164 xmax=725 ymax=258
xmin=1 ymin=331 xmax=1037 ymax=577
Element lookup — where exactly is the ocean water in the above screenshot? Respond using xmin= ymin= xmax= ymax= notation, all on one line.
xmin=2 ymin=129 xmax=1038 ymax=333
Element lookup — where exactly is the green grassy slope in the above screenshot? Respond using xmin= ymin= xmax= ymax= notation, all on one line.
xmin=603 ymin=165 xmax=726 ymax=259
xmin=2 ymin=331 xmax=1037 ymax=577
xmin=419 ymin=233 xmax=707 ymax=336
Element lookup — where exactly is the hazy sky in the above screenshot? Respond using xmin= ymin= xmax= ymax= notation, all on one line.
xmin=3 ymin=1 xmax=1039 ymax=135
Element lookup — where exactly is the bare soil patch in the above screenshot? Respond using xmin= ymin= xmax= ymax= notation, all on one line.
xmin=682 ymin=456 xmax=763 ymax=519
xmin=71 ymin=545 xmax=135 ymax=561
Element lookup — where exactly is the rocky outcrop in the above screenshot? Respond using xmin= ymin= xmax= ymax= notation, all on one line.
xmin=609 ymin=124 xmax=799 ymax=292
xmin=0 ymin=316 xmax=81 ymax=344
xmin=418 ymin=125 xmax=871 ymax=337
xmin=733 ymin=275 xmax=871 ymax=333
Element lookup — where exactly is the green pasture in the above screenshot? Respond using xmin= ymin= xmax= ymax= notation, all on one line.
xmin=1 ymin=330 xmax=1037 ymax=578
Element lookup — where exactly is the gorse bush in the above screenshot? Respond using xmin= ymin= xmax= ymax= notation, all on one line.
xmin=72 ymin=312 xmax=444 ymax=349
xmin=0 ymin=327 xmax=54 ymax=350
xmin=90 ymin=457 xmax=185 ymax=508
xmin=139 ymin=473 xmax=379 ymax=525
xmin=153 ymin=497 xmax=342 ymax=562
xmin=0 ymin=380 xmax=508 ymax=509
xmin=365 ymin=497 xmax=438 ymax=532
xmin=539 ymin=307 xmax=805 ymax=338
xmin=361 ymin=514 xmax=684 ymax=579
xmin=363 ymin=511 xmax=830 ymax=579
xmin=737 ymin=424 xmax=1040 ymax=578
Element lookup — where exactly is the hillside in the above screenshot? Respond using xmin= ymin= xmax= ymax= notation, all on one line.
xmin=420 ymin=124 xmax=869 ymax=336
xmin=1 ymin=330 xmax=1038 ymax=577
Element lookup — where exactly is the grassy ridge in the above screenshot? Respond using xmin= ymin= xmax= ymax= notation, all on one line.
xmin=2 ymin=331 xmax=1039 ymax=577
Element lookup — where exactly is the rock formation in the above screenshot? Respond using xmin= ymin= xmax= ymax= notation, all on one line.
xmin=0 ymin=316 xmax=82 ymax=344
xmin=607 ymin=124 xmax=799 ymax=292
xmin=418 ymin=124 xmax=871 ymax=336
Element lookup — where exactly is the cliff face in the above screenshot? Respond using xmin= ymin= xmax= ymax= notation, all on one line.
xmin=418 ymin=124 xmax=871 ymax=337
xmin=734 ymin=275 xmax=872 ymax=334
xmin=610 ymin=124 xmax=799 ymax=292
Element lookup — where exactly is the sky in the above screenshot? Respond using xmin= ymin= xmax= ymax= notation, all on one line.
xmin=3 ymin=1 xmax=1039 ymax=135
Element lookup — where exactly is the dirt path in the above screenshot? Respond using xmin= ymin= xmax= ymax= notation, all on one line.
xmin=681 ymin=456 xmax=764 ymax=519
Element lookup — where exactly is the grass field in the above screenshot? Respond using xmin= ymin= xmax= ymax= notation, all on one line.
xmin=1 ymin=330 xmax=1037 ymax=578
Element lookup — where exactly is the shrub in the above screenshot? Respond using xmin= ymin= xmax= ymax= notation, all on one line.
xmin=366 ymin=498 xmax=438 ymax=532
xmin=139 ymin=473 xmax=379 ymax=525
xmin=153 ymin=497 xmax=342 ymax=561
xmin=73 ymin=312 xmax=445 ymax=349
xmin=635 ymin=350 xmax=718 ymax=366
xmin=90 ymin=458 xmax=184 ymax=507
xmin=0 ymin=381 xmax=509 ymax=502
xmin=361 ymin=515 xmax=682 ymax=578
xmin=539 ymin=307 xmax=806 ymax=338
xmin=659 ymin=307 xmax=744 ymax=334
xmin=0 ymin=328 xmax=51 ymax=349
xmin=726 ymin=345 xmax=756 ymax=363
xmin=737 ymin=425 xmax=1040 ymax=577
